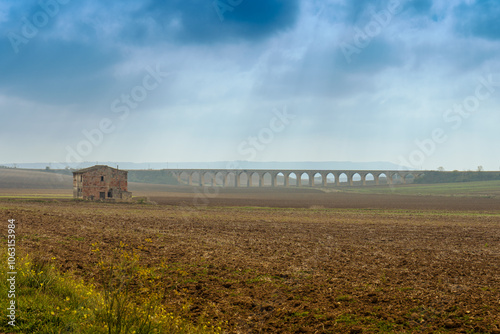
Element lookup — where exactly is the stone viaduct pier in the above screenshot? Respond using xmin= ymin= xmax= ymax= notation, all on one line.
xmin=168 ymin=169 xmax=425 ymax=187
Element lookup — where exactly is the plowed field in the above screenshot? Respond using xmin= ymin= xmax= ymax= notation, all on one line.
xmin=146 ymin=189 xmax=500 ymax=211
xmin=1 ymin=198 xmax=500 ymax=333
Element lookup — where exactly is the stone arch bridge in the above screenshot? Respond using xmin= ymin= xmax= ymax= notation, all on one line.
xmin=168 ymin=169 xmax=425 ymax=187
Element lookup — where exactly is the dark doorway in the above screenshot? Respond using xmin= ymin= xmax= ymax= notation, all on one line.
xmin=108 ymin=191 xmax=112 ymax=198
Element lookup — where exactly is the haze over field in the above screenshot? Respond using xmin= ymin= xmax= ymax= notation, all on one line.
xmin=1 ymin=0 xmax=500 ymax=170
xmin=1 ymin=160 xmax=406 ymax=170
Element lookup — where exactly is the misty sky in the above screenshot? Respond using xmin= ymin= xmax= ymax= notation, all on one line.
xmin=1 ymin=0 xmax=499 ymax=170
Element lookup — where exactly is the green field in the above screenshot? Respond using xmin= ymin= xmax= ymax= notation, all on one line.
xmin=341 ymin=180 xmax=500 ymax=197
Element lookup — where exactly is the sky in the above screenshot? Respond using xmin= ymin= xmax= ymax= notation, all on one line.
xmin=1 ymin=0 xmax=499 ymax=170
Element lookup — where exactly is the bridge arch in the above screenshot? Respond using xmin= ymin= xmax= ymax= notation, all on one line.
xmin=176 ymin=171 xmax=189 ymax=185
xmin=214 ymin=171 xmax=225 ymax=186
xmin=202 ymin=171 xmax=215 ymax=187
xmin=386 ymin=172 xmax=395 ymax=185
xmin=236 ymin=172 xmax=249 ymax=187
xmin=262 ymin=172 xmax=272 ymax=187
xmin=311 ymin=172 xmax=322 ymax=187
xmin=275 ymin=172 xmax=285 ymax=187
xmin=361 ymin=172 xmax=375 ymax=186
xmin=297 ymin=172 xmax=309 ymax=187
xmin=326 ymin=172 xmax=335 ymax=186
xmin=189 ymin=171 xmax=201 ymax=186
xmin=402 ymin=173 xmax=415 ymax=184
xmin=411 ymin=172 xmax=424 ymax=181
xmin=373 ymin=172 xmax=386 ymax=185
xmin=365 ymin=173 xmax=375 ymax=184
xmin=351 ymin=172 xmax=362 ymax=186
xmin=248 ymin=172 xmax=259 ymax=187
xmin=225 ymin=171 xmax=236 ymax=187
xmin=338 ymin=173 xmax=348 ymax=186
xmin=287 ymin=172 xmax=298 ymax=186
xmin=204 ymin=171 xmax=217 ymax=187
xmin=387 ymin=172 xmax=399 ymax=184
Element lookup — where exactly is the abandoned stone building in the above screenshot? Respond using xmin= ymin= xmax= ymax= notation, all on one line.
xmin=72 ymin=165 xmax=132 ymax=201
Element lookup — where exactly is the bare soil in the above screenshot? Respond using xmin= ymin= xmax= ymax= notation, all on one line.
xmin=1 ymin=195 xmax=499 ymax=333
xmin=145 ymin=187 xmax=500 ymax=212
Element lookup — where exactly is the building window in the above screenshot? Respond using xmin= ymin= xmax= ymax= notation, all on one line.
xmin=101 ymin=176 xmax=104 ymax=181
xmin=99 ymin=192 xmax=105 ymax=199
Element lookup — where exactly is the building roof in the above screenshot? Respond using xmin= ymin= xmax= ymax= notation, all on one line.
xmin=72 ymin=165 xmax=127 ymax=175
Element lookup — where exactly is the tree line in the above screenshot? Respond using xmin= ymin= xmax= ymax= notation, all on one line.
xmin=414 ymin=170 xmax=500 ymax=184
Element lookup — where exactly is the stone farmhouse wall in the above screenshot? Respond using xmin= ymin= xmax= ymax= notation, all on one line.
xmin=73 ymin=165 xmax=131 ymax=201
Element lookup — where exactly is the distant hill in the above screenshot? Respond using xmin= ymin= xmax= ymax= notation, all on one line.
xmin=0 ymin=168 xmax=72 ymax=189
xmin=1 ymin=161 xmax=409 ymax=170
xmin=0 ymin=168 xmax=181 ymax=189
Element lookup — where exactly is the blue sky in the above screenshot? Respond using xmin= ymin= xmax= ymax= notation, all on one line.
xmin=1 ymin=0 xmax=499 ymax=170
